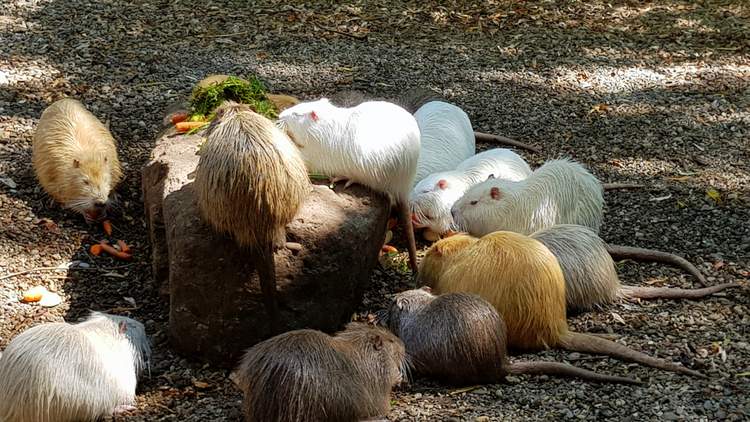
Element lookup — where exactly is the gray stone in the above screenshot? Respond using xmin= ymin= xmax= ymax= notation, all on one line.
xmin=142 ymin=109 xmax=390 ymax=367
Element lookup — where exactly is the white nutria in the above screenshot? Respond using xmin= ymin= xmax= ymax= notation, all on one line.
xmin=411 ymin=148 xmax=532 ymax=235
xmin=452 ymin=158 xmax=603 ymax=237
xmin=0 ymin=312 xmax=151 ymax=422
xmin=32 ymin=98 xmax=122 ymax=220
xmin=412 ymin=101 xmax=475 ymax=183
xmin=277 ymin=98 xmax=421 ymax=272
xmin=531 ymin=224 xmax=739 ymax=311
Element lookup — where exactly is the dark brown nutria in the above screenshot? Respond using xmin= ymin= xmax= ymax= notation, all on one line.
xmin=234 ymin=322 xmax=406 ymax=422
xmin=384 ymin=287 xmax=641 ymax=385
xmin=420 ymin=232 xmax=706 ymax=378
xmin=531 ymin=225 xmax=738 ymax=311
xmin=193 ymin=101 xmax=309 ymax=328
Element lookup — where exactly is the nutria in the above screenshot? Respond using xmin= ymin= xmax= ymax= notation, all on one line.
xmin=0 ymin=312 xmax=151 ymax=422
xmin=411 ymin=148 xmax=532 ymax=235
xmin=32 ymin=98 xmax=122 ymax=221
xmin=531 ymin=224 xmax=739 ymax=311
xmin=234 ymin=322 xmax=406 ymax=422
xmin=278 ymin=98 xmax=420 ymax=272
xmin=419 ymin=232 xmax=706 ymax=377
xmin=452 ymin=158 xmax=604 ymax=236
xmin=193 ymin=101 xmax=309 ymax=327
xmin=384 ymin=287 xmax=641 ymax=385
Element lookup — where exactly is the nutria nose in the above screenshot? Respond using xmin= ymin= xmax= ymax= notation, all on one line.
xmin=94 ymin=201 xmax=107 ymax=210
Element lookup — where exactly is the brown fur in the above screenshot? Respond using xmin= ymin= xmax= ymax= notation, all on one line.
xmin=419 ymin=232 xmax=706 ymax=377
xmin=234 ymin=322 xmax=405 ymax=422
xmin=385 ymin=288 xmax=640 ymax=385
xmin=193 ymin=101 xmax=309 ymax=325
xmin=32 ymin=98 xmax=122 ymax=218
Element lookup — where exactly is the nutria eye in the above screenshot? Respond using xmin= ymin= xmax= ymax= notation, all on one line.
xmin=470 ymin=200 xmax=478 ymax=205
xmin=424 ymin=214 xmax=432 ymax=220
xmin=83 ymin=180 xmax=90 ymax=186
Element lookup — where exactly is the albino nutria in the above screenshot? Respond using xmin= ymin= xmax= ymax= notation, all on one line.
xmin=0 ymin=312 xmax=151 ymax=422
xmin=384 ymin=287 xmax=640 ymax=385
xmin=32 ymin=98 xmax=122 ymax=220
xmin=278 ymin=98 xmax=420 ymax=272
xmin=193 ymin=101 xmax=309 ymax=327
xmin=452 ymin=158 xmax=603 ymax=236
xmin=531 ymin=224 xmax=739 ymax=311
xmin=419 ymin=232 xmax=705 ymax=377
xmin=411 ymin=148 xmax=532 ymax=235
xmin=234 ymin=322 xmax=406 ymax=422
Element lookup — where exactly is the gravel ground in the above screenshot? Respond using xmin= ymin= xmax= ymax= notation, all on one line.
xmin=1 ymin=1 xmax=749 ymax=421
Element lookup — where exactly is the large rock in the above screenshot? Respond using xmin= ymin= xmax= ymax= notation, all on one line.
xmin=142 ymin=119 xmax=390 ymax=367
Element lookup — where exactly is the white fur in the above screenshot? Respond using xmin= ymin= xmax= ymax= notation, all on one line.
xmin=411 ymin=148 xmax=532 ymax=234
xmin=278 ymin=98 xmax=420 ymax=203
xmin=452 ymin=158 xmax=603 ymax=236
xmin=412 ymin=101 xmax=475 ymax=184
xmin=0 ymin=312 xmax=150 ymax=422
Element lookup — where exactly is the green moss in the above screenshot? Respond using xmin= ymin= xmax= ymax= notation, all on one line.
xmin=188 ymin=75 xmax=278 ymax=120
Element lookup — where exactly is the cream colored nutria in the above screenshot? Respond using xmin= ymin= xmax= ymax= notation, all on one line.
xmin=32 ymin=98 xmax=122 ymax=220
xmin=193 ymin=101 xmax=309 ymax=327
xmin=419 ymin=232 xmax=706 ymax=377
xmin=234 ymin=322 xmax=406 ymax=422
xmin=452 ymin=158 xmax=603 ymax=236
xmin=0 ymin=312 xmax=151 ymax=422
xmin=278 ymin=98 xmax=420 ymax=272
xmin=531 ymin=224 xmax=739 ymax=311
xmin=384 ymin=287 xmax=640 ymax=385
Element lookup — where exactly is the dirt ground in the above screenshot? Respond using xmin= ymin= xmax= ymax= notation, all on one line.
xmin=1 ymin=1 xmax=749 ymax=421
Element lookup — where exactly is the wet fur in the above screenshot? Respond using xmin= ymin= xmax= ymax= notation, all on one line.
xmin=235 ymin=323 xmax=406 ymax=422
xmin=32 ymin=98 xmax=122 ymax=216
xmin=452 ymin=158 xmax=603 ymax=236
xmin=411 ymin=148 xmax=532 ymax=234
xmin=0 ymin=312 xmax=150 ymax=422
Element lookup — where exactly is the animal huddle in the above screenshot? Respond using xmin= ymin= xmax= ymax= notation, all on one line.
xmin=3 ymin=84 xmax=739 ymax=422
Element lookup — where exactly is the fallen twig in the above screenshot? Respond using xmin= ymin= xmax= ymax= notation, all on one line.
xmin=602 ymin=183 xmax=644 ymax=190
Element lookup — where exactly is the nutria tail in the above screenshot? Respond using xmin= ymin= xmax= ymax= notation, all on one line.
xmin=473 ymin=132 xmax=541 ymax=154
xmin=506 ymin=360 xmax=642 ymax=385
xmin=254 ymin=241 xmax=280 ymax=333
xmin=606 ymin=244 xmax=707 ymax=286
xmin=558 ymin=332 xmax=706 ymax=378
xmin=398 ymin=199 xmax=419 ymax=275
xmin=619 ymin=283 xmax=740 ymax=300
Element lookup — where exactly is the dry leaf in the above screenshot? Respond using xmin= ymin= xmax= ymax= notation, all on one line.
xmin=193 ymin=380 xmax=210 ymax=389
xmin=588 ymin=103 xmax=609 ymax=114
xmin=713 ymin=261 xmax=725 ymax=270
xmin=611 ymin=312 xmax=626 ymax=324
xmin=649 ymin=194 xmax=672 ymax=202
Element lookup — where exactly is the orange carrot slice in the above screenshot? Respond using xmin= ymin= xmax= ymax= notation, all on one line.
xmin=116 ymin=240 xmax=131 ymax=254
xmin=99 ymin=241 xmax=132 ymax=261
xmin=90 ymin=244 xmax=103 ymax=256
xmin=175 ymin=121 xmax=208 ymax=133
xmin=102 ymin=220 xmax=113 ymax=236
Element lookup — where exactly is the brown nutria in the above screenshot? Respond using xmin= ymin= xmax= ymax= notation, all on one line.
xmin=384 ymin=287 xmax=641 ymax=385
xmin=193 ymin=101 xmax=309 ymax=328
xmin=531 ymin=225 xmax=739 ymax=311
xmin=234 ymin=322 xmax=406 ymax=422
xmin=0 ymin=312 xmax=151 ymax=422
xmin=32 ymin=98 xmax=122 ymax=221
xmin=419 ymin=232 xmax=706 ymax=377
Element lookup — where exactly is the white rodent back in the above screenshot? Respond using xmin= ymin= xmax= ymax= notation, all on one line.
xmin=279 ymin=99 xmax=420 ymax=203
xmin=412 ymin=101 xmax=475 ymax=184
xmin=452 ymin=158 xmax=603 ymax=237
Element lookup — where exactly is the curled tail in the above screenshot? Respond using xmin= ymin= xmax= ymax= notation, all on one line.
xmin=474 ymin=132 xmax=540 ymax=153
xmin=606 ymin=244 xmax=707 ymax=286
xmin=558 ymin=331 xmax=705 ymax=378
xmin=506 ymin=360 xmax=641 ymax=385
xmin=254 ymin=241 xmax=280 ymax=333
xmin=397 ymin=199 xmax=419 ymax=275
xmin=619 ymin=283 xmax=740 ymax=300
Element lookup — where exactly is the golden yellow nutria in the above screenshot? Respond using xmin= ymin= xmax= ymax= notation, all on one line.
xmin=32 ymin=98 xmax=122 ymax=220
xmin=193 ymin=101 xmax=309 ymax=327
xmin=419 ymin=232 xmax=705 ymax=377
xmin=416 ymin=232 xmax=477 ymax=288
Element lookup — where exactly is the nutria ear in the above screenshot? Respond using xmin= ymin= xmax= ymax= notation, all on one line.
xmin=437 ymin=179 xmax=448 ymax=190
xmin=490 ymin=187 xmax=501 ymax=200
xmin=487 ymin=174 xmax=495 ymax=180
xmin=395 ymin=296 xmax=406 ymax=309
xmin=309 ymin=111 xmax=318 ymax=121
xmin=420 ymin=286 xmax=432 ymax=293
xmin=432 ymin=244 xmax=443 ymax=257
xmin=118 ymin=321 xmax=128 ymax=334
xmin=369 ymin=334 xmax=384 ymax=351
xmin=73 ymin=159 xmax=80 ymax=168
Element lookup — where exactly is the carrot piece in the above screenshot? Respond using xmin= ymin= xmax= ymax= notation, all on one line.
xmin=175 ymin=121 xmax=208 ymax=133
xmin=102 ymin=220 xmax=113 ymax=236
xmin=22 ymin=286 xmax=47 ymax=303
xmin=381 ymin=245 xmax=398 ymax=254
xmin=171 ymin=111 xmax=188 ymax=125
xmin=99 ymin=241 xmax=132 ymax=261
xmin=90 ymin=244 xmax=103 ymax=256
xmin=116 ymin=239 xmax=131 ymax=254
